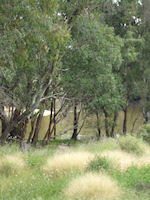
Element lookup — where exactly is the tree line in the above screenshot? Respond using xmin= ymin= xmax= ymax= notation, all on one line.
xmin=0 ymin=0 xmax=150 ymax=145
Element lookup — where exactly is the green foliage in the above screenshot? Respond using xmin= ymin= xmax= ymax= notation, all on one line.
xmin=62 ymin=14 xmax=123 ymax=116
xmin=118 ymin=135 xmax=145 ymax=156
xmin=122 ymin=166 xmax=150 ymax=189
xmin=87 ymin=155 xmax=112 ymax=172
xmin=0 ymin=0 xmax=70 ymax=114
xmin=139 ymin=124 xmax=150 ymax=143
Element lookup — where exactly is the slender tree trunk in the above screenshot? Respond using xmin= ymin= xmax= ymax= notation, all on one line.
xmin=123 ymin=106 xmax=128 ymax=135
xmin=103 ymin=109 xmax=109 ymax=137
xmin=95 ymin=111 xmax=101 ymax=138
xmin=31 ymin=112 xmax=44 ymax=146
xmin=71 ymin=103 xmax=78 ymax=140
xmin=42 ymin=101 xmax=54 ymax=144
xmin=53 ymin=99 xmax=56 ymax=140
xmin=110 ymin=111 xmax=118 ymax=137
xmin=1 ymin=118 xmax=7 ymax=135
xmin=27 ymin=117 xmax=36 ymax=143
xmin=47 ymin=102 xmax=54 ymax=142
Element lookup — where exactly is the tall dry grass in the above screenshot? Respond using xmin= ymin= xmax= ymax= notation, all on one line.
xmin=43 ymin=151 xmax=94 ymax=175
xmin=0 ymin=153 xmax=26 ymax=175
xmin=65 ymin=172 xmax=122 ymax=200
xmin=102 ymin=150 xmax=137 ymax=171
xmin=101 ymin=149 xmax=150 ymax=171
xmin=118 ymin=135 xmax=146 ymax=155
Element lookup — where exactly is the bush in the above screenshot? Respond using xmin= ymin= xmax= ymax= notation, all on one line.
xmin=118 ymin=135 xmax=145 ymax=156
xmin=139 ymin=124 xmax=150 ymax=143
xmin=87 ymin=155 xmax=112 ymax=172
xmin=122 ymin=166 xmax=150 ymax=190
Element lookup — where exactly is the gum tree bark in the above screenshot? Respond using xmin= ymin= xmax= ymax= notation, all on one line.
xmin=71 ymin=103 xmax=78 ymax=140
xmin=42 ymin=101 xmax=54 ymax=144
xmin=31 ymin=112 xmax=44 ymax=146
xmin=96 ymin=111 xmax=101 ymax=138
xmin=123 ymin=106 xmax=128 ymax=135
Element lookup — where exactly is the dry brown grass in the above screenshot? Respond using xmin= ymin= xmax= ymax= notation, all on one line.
xmin=139 ymin=146 xmax=150 ymax=166
xmin=0 ymin=153 xmax=26 ymax=175
xmin=101 ymin=150 xmax=138 ymax=171
xmin=101 ymin=149 xmax=150 ymax=171
xmin=43 ymin=151 xmax=94 ymax=175
xmin=65 ymin=172 xmax=122 ymax=200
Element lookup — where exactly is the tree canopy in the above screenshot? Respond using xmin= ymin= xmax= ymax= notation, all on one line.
xmin=0 ymin=0 xmax=150 ymax=144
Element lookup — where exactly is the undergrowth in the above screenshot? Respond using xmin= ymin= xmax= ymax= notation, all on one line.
xmin=118 ymin=135 xmax=145 ymax=156
xmin=0 ymin=136 xmax=150 ymax=200
xmin=87 ymin=155 xmax=112 ymax=172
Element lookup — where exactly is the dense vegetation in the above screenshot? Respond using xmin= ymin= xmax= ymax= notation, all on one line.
xmin=0 ymin=136 xmax=150 ymax=199
xmin=0 ymin=0 xmax=150 ymax=145
xmin=1 ymin=1 xmax=150 ymax=200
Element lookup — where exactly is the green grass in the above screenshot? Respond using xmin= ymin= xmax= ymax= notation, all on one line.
xmin=0 ymin=136 xmax=150 ymax=200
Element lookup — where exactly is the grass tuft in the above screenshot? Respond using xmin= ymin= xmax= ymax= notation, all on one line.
xmin=43 ymin=151 xmax=94 ymax=175
xmin=65 ymin=172 xmax=122 ymax=200
xmin=0 ymin=153 xmax=26 ymax=176
xmin=118 ymin=135 xmax=145 ymax=156
xmin=102 ymin=149 xmax=150 ymax=171
xmin=101 ymin=150 xmax=138 ymax=171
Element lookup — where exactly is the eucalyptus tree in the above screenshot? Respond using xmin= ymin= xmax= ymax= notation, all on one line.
xmin=102 ymin=0 xmax=144 ymax=134
xmin=137 ymin=0 xmax=150 ymax=123
xmin=62 ymin=12 xmax=123 ymax=139
xmin=0 ymin=0 xmax=70 ymax=145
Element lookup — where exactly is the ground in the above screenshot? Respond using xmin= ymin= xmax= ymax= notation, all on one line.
xmin=0 ymin=136 xmax=150 ymax=200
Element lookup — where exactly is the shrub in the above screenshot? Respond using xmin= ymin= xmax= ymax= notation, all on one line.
xmin=87 ymin=155 xmax=112 ymax=172
xmin=43 ymin=151 xmax=94 ymax=175
xmin=139 ymin=124 xmax=150 ymax=143
xmin=65 ymin=172 xmax=122 ymax=200
xmin=118 ymin=135 xmax=145 ymax=156
xmin=122 ymin=166 xmax=150 ymax=190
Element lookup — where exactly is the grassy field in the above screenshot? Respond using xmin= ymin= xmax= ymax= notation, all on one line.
xmin=0 ymin=136 xmax=150 ymax=200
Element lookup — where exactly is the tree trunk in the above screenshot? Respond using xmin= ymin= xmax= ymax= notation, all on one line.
xmin=71 ymin=103 xmax=78 ymax=140
xmin=110 ymin=111 xmax=118 ymax=137
xmin=123 ymin=106 xmax=128 ymax=135
xmin=27 ymin=117 xmax=36 ymax=143
xmin=20 ymin=118 xmax=28 ymax=141
xmin=1 ymin=118 xmax=7 ymax=135
xmin=53 ymin=99 xmax=56 ymax=140
xmin=31 ymin=112 xmax=44 ymax=146
xmin=103 ymin=109 xmax=109 ymax=137
xmin=95 ymin=111 xmax=101 ymax=138
xmin=0 ymin=109 xmax=22 ymax=144
xmin=42 ymin=101 xmax=54 ymax=144
xmin=0 ymin=123 xmax=14 ymax=145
